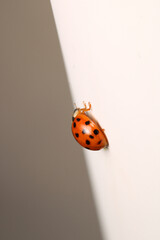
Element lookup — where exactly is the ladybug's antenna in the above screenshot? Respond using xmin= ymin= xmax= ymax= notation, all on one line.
xmin=73 ymin=103 xmax=77 ymax=109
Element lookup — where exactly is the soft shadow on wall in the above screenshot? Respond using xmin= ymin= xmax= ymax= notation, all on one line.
xmin=0 ymin=1 xmax=102 ymax=240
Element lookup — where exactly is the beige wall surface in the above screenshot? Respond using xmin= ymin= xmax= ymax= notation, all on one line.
xmin=0 ymin=1 xmax=102 ymax=240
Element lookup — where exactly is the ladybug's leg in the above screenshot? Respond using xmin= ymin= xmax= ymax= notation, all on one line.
xmin=81 ymin=102 xmax=92 ymax=113
xmin=88 ymin=102 xmax=91 ymax=110
xmin=83 ymin=101 xmax=87 ymax=109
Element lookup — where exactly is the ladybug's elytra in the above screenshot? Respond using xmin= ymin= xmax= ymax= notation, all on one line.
xmin=72 ymin=102 xmax=109 ymax=150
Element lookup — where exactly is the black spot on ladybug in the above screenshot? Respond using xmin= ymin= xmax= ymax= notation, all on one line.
xmin=76 ymin=118 xmax=81 ymax=122
xmin=94 ymin=129 xmax=99 ymax=135
xmin=75 ymin=133 xmax=79 ymax=138
xmin=85 ymin=121 xmax=90 ymax=125
xmin=72 ymin=117 xmax=74 ymax=121
xmin=86 ymin=140 xmax=90 ymax=145
xmin=73 ymin=122 xmax=76 ymax=128
xmin=85 ymin=147 xmax=90 ymax=150
xmin=97 ymin=140 xmax=102 ymax=145
xmin=82 ymin=129 xmax=86 ymax=134
xmin=89 ymin=135 xmax=94 ymax=139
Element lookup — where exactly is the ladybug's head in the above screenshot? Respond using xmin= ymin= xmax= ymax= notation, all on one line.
xmin=72 ymin=108 xmax=80 ymax=121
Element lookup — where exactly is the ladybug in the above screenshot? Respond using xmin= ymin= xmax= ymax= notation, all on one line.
xmin=72 ymin=102 xmax=109 ymax=150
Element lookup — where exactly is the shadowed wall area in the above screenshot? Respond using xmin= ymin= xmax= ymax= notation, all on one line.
xmin=0 ymin=1 xmax=102 ymax=240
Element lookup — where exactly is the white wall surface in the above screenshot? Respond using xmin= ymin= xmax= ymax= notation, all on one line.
xmin=50 ymin=1 xmax=160 ymax=240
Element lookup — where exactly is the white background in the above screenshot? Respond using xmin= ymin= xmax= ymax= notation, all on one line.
xmin=50 ymin=1 xmax=160 ymax=239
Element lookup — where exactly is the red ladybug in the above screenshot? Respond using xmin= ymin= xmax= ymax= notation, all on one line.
xmin=72 ymin=102 xmax=109 ymax=150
